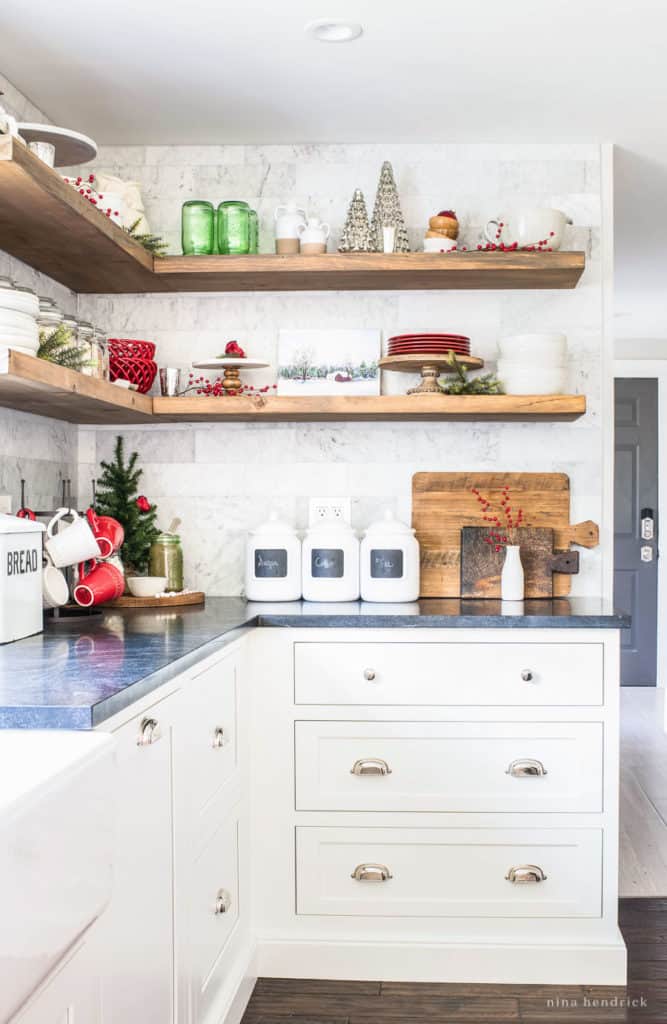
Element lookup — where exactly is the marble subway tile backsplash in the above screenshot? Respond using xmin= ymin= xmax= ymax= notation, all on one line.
xmin=72 ymin=141 xmax=606 ymax=597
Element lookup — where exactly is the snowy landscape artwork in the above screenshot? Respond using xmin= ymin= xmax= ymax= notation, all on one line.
xmin=277 ymin=329 xmax=381 ymax=396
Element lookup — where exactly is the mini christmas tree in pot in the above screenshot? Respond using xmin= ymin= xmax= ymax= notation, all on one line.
xmin=95 ymin=436 xmax=160 ymax=578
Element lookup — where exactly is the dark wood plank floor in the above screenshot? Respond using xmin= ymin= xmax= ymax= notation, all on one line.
xmin=241 ymin=899 xmax=667 ymax=1023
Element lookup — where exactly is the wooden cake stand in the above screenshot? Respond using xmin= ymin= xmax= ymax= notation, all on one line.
xmin=379 ymin=353 xmax=484 ymax=395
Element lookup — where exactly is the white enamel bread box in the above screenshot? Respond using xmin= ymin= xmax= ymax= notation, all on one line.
xmin=0 ymin=513 xmax=45 ymax=644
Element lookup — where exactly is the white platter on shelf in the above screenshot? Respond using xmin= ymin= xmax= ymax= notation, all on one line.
xmin=192 ymin=358 xmax=269 ymax=370
xmin=16 ymin=124 xmax=97 ymax=166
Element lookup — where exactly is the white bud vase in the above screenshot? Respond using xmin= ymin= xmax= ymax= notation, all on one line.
xmin=501 ymin=544 xmax=524 ymax=601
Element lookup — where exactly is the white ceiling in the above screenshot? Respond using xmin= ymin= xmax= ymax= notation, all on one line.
xmin=2 ymin=0 xmax=667 ymax=341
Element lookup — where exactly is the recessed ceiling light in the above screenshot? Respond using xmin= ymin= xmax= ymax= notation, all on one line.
xmin=305 ymin=19 xmax=363 ymax=43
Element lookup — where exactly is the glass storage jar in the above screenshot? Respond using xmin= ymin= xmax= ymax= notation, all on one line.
xmin=92 ymin=326 xmax=109 ymax=380
xmin=76 ymin=320 xmax=97 ymax=376
xmin=182 ymin=200 xmax=215 ymax=255
xmin=149 ymin=533 xmax=184 ymax=592
xmin=248 ymin=208 xmax=259 ymax=253
xmin=217 ymin=200 xmax=250 ymax=254
xmin=37 ymin=297 xmax=63 ymax=334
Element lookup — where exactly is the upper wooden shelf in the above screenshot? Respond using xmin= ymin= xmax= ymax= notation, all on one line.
xmin=0 ymin=350 xmax=586 ymax=423
xmin=0 ymin=137 xmax=586 ymax=294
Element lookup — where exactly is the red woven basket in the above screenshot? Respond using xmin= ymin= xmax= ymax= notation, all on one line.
xmin=107 ymin=338 xmax=156 ymax=360
xmin=109 ymin=355 xmax=158 ymax=394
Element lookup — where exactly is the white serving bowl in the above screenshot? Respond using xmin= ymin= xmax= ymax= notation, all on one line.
xmin=126 ymin=576 xmax=167 ymax=598
xmin=497 ymin=362 xmax=568 ymax=395
xmin=0 ymin=309 xmax=37 ymax=330
xmin=498 ymin=332 xmax=567 ymax=362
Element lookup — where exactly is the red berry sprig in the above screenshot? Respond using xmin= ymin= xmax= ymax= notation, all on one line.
xmin=471 ymin=485 xmax=525 ymax=550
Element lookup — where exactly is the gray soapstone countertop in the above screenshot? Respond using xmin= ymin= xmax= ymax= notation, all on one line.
xmin=0 ymin=597 xmax=629 ymax=730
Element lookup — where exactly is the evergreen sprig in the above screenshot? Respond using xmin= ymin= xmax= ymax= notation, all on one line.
xmin=95 ymin=436 xmax=160 ymax=573
xmin=124 ymin=217 xmax=169 ymax=258
xmin=37 ymin=323 xmax=89 ymax=371
xmin=439 ymin=352 xmax=505 ymax=395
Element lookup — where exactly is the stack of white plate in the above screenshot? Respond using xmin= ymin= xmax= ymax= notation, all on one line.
xmin=0 ymin=277 xmax=40 ymax=355
xmin=497 ymin=332 xmax=568 ymax=394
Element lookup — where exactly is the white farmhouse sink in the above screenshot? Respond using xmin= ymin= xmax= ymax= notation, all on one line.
xmin=0 ymin=731 xmax=115 ymax=1022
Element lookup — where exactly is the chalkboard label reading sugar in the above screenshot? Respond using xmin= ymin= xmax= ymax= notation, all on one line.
xmin=255 ymin=548 xmax=288 ymax=578
xmin=311 ymin=548 xmax=344 ymax=578
xmin=370 ymin=548 xmax=403 ymax=579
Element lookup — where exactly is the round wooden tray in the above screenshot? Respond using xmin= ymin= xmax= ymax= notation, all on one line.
xmin=379 ymin=353 xmax=484 ymax=373
xmin=107 ymin=591 xmax=205 ymax=609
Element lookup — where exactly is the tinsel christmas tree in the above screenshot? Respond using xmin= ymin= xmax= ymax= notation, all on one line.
xmin=95 ymin=436 xmax=159 ymax=573
xmin=338 ymin=189 xmax=374 ymax=252
xmin=370 ymin=161 xmax=410 ymax=253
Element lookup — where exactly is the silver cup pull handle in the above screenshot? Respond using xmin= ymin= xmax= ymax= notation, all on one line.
xmin=505 ymin=864 xmax=547 ymax=884
xmin=505 ymin=758 xmax=548 ymax=777
xmin=212 ymin=726 xmax=225 ymax=749
xmin=137 ymin=717 xmax=161 ymax=746
xmin=351 ymin=863 xmax=393 ymax=882
xmin=350 ymin=758 xmax=392 ymax=776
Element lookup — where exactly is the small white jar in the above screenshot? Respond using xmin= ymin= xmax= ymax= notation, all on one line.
xmin=302 ymin=520 xmax=360 ymax=602
xmin=360 ymin=510 xmax=420 ymax=603
xmin=245 ymin=513 xmax=302 ymax=601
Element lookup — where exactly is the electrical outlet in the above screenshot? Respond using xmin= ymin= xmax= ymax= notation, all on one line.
xmin=309 ymin=497 xmax=351 ymax=526
xmin=0 ymin=495 xmax=11 ymax=514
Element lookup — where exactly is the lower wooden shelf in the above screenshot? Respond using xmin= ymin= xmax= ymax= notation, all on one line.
xmin=153 ymin=393 xmax=586 ymax=422
xmin=0 ymin=349 xmax=586 ymax=423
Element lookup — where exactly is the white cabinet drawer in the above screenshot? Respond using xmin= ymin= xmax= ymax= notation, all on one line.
xmin=295 ymin=721 xmax=603 ymax=813
xmin=188 ymin=806 xmax=240 ymax=1022
xmin=294 ymin=642 xmax=603 ymax=706
xmin=296 ymin=827 xmax=602 ymax=918
xmin=184 ymin=651 xmax=238 ymax=816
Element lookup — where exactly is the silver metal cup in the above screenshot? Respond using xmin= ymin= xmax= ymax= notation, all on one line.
xmin=159 ymin=367 xmax=181 ymax=396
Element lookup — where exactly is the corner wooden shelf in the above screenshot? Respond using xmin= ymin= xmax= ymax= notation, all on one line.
xmin=0 ymin=136 xmax=586 ymax=294
xmin=0 ymin=351 xmax=586 ymax=423
xmin=0 ymin=349 xmax=153 ymax=423
xmin=152 ymin=393 xmax=586 ymax=422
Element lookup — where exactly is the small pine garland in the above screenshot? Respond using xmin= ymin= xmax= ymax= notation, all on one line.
xmin=124 ymin=217 xmax=169 ymax=258
xmin=95 ymin=436 xmax=160 ymax=573
xmin=37 ymin=323 xmax=89 ymax=371
xmin=440 ymin=352 xmax=505 ymax=395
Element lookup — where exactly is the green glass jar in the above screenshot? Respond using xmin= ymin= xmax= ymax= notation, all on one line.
xmin=149 ymin=533 xmax=184 ymax=592
xmin=248 ymin=208 xmax=259 ymax=253
xmin=182 ymin=200 xmax=214 ymax=255
xmin=217 ymin=200 xmax=250 ymax=254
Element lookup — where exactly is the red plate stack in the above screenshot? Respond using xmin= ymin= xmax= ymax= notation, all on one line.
xmin=108 ymin=339 xmax=158 ymax=394
xmin=386 ymin=333 xmax=470 ymax=356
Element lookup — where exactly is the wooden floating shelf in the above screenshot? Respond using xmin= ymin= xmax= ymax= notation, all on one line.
xmin=0 ymin=137 xmax=586 ymax=294
xmin=0 ymin=349 xmax=153 ymax=423
xmin=0 ymin=351 xmax=586 ymax=424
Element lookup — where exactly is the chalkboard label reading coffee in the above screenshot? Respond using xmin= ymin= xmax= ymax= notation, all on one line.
xmin=311 ymin=548 xmax=344 ymax=578
xmin=370 ymin=548 xmax=403 ymax=579
xmin=255 ymin=548 xmax=288 ymax=578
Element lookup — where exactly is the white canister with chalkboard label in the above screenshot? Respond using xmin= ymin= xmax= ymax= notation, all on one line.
xmin=360 ymin=510 xmax=420 ymax=602
xmin=302 ymin=520 xmax=360 ymax=602
xmin=245 ymin=513 xmax=302 ymax=601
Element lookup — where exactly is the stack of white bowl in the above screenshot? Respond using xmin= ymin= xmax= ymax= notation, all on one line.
xmin=0 ymin=277 xmax=39 ymax=355
xmin=497 ymin=332 xmax=568 ymax=394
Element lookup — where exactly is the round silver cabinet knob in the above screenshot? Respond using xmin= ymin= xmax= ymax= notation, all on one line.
xmin=363 ymin=668 xmax=377 ymax=681
xmin=521 ymin=669 xmax=534 ymax=682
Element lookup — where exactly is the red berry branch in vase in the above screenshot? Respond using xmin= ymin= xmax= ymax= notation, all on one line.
xmin=471 ymin=485 xmax=525 ymax=552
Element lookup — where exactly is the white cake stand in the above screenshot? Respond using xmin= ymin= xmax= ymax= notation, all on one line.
xmin=16 ymin=124 xmax=97 ymax=166
xmin=192 ymin=358 xmax=269 ymax=394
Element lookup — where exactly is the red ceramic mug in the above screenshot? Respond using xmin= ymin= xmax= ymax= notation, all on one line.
xmin=86 ymin=508 xmax=125 ymax=559
xmin=73 ymin=559 xmax=125 ymax=607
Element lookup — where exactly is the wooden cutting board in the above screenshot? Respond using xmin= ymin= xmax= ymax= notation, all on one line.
xmin=461 ymin=527 xmax=579 ymax=599
xmin=412 ymin=472 xmax=599 ymax=598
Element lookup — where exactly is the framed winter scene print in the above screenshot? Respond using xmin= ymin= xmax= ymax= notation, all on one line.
xmin=277 ymin=329 xmax=381 ymax=396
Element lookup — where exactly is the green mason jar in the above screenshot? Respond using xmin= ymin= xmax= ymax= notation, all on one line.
xmin=248 ymin=208 xmax=259 ymax=253
xmin=149 ymin=533 xmax=184 ymax=592
xmin=217 ymin=200 xmax=250 ymax=254
xmin=182 ymin=200 xmax=214 ymax=255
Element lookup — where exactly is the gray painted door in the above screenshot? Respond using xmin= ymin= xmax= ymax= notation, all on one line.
xmin=614 ymin=378 xmax=659 ymax=685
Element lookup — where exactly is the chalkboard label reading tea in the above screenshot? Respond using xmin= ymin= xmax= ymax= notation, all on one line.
xmin=254 ymin=548 xmax=288 ymax=578
xmin=370 ymin=548 xmax=403 ymax=579
xmin=311 ymin=548 xmax=344 ymax=578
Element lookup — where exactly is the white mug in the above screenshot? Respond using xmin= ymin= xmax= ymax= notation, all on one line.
xmin=43 ymin=560 xmax=69 ymax=608
xmin=484 ymin=208 xmax=572 ymax=251
xmin=45 ymin=507 xmax=100 ymax=568
xmin=423 ymin=236 xmax=457 ymax=253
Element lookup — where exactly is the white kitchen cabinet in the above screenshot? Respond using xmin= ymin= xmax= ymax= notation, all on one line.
xmin=12 ymin=940 xmax=102 ymax=1024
